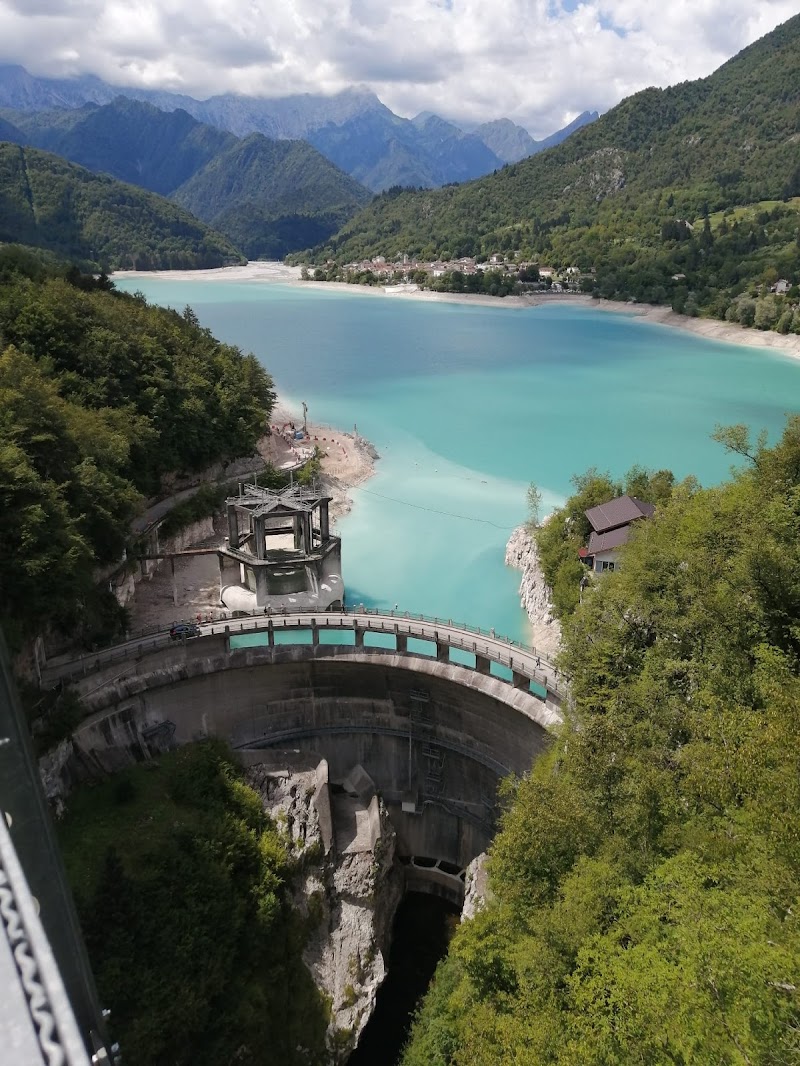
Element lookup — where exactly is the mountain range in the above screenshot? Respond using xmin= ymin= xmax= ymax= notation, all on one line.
xmin=1 ymin=97 xmax=372 ymax=259
xmin=0 ymin=64 xmax=598 ymax=192
xmin=304 ymin=12 xmax=800 ymax=302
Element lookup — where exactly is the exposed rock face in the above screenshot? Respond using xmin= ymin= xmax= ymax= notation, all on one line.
xmin=308 ymin=800 xmax=403 ymax=1058
xmin=246 ymin=761 xmax=323 ymax=851
xmin=462 ymin=852 xmax=490 ymax=921
xmin=245 ymin=759 xmax=403 ymax=1062
xmin=110 ymin=514 xmax=217 ymax=608
xmin=505 ymin=525 xmax=562 ymax=659
xmin=159 ymin=453 xmax=264 ymax=496
xmin=38 ymin=738 xmax=74 ymax=817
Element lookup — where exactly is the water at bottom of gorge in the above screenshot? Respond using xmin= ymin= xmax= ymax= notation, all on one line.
xmin=347 ymin=893 xmax=459 ymax=1066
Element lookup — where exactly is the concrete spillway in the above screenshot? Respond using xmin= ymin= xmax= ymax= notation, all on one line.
xmin=51 ymin=615 xmax=563 ymax=901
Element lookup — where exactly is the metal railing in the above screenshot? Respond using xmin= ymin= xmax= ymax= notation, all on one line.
xmin=84 ymin=605 xmax=546 ymax=657
xmin=42 ymin=608 xmax=568 ymax=700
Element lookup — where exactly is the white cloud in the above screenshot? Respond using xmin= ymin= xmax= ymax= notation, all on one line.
xmin=0 ymin=0 xmax=796 ymax=134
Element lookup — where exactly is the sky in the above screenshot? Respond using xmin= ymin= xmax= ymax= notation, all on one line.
xmin=0 ymin=0 xmax=796 ymax=136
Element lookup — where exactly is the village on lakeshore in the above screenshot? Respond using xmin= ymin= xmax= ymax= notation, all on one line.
xmin=301 ymin=253 xmax=592 ymax=295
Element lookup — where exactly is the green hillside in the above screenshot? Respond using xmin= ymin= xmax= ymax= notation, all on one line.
xmin=3 ymin=98 xmax=373 ymax=258
xmin=305 ymin=14 xmax=800 ymax=327
xmin=6 ymin=97 xmax=237 ymax=196
xmin=0 ymin=247 xmax=274 ymax=645
xmin=403 ymin=420 xmax=800 ymax=1065
xmin=172 ymin=132 xmax=372 ymax=259
xmin=0 ymin=142 xmax=243 ymax=269
xmin=58 ymin=742 xmax=328 ymax=1065
xmin=0 ymin=114 xmax=23 ymax=143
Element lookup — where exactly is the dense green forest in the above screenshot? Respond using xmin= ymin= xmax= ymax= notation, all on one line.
xmin=0 ymin=245 xmax=275 ymax=646
xmin=301 ymin=14 xmax=800 ymax=332
xmin=0 ymin=113 xmax=24 ymax=143
xmin=402 ymin=419 xmax=800 ymax=1064
xmin=534 ymin=465 xmax=676 ymax=618
xmin=0 ymin=142 xmax=244 ymax=269
xmin=2 ymin=97 xmax=372 ymax=259
xmin=59 ymin=741 xmax=329 ymax=1065
xmin=172 ymin=132 xmax=372 ymax=259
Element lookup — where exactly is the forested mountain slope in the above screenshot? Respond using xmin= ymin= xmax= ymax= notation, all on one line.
xmin=2 ymin=98 xmax=372 ymax=257
xmin=0 ymin=65 xmax=597 ymax=192
xmin=171 ymin=132 xmax=373 ymax=259
xmin=309 ymin=13 xmax=800 ymax=321
xmin=0 ymin=142 xmax=243 ymax=269
xmin=403 ymin=421 xmax=800 ymax=1065
xmin=0 ymin=247 xmax=275 ymax=645
xmin=7 ymin=97 xmax=237 ymax=195
xmin=0 ymin=114 xmax=24 ymax=144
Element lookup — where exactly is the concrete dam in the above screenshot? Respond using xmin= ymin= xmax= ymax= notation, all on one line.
xmin=48 ymin=612 xmax=564 ymax=904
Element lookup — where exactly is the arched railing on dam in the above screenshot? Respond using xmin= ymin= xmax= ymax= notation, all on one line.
xmin=41 ymin=607 xmax=568 ymax=706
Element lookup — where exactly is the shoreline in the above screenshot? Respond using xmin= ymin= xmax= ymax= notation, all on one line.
xmin=112 ymin=262 xmax=800 ymax=359
xmin=505 ymin=525 xmax=561 ymax=660
xmin=268 ymin=399 xmax=378 ymax=526
xmin=124 ymin=397 xmax=377 ymax=632
xmin=584 ymin=298 xmax=800 ymax=359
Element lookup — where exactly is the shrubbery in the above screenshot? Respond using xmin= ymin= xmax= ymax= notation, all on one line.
xmin=59 ymin=741 xmax=330 ymax=1066
xmin=403 ymin=419 xmax=800 ymax=1064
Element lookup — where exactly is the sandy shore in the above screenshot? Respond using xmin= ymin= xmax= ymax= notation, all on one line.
xmin=267 ymin=400 xmax=377 ymax=526
xmin=113 ymin=262 xmax=800 ymax=358
xmin=583 ymin=298 xmax=800 ymax=359
xmin=112 ymin=261 xmax=306 ymax=284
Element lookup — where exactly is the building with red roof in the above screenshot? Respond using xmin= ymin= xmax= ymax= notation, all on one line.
xmin=583 ymin=495 xmax=655 ymax=573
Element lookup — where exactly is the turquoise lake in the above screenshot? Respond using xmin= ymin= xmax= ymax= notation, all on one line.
xmin=115 ymin=279 xmax=800 ymax=642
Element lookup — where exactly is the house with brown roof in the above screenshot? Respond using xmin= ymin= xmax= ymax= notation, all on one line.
xmin=581 ymin=495 xmax=655 ymax=573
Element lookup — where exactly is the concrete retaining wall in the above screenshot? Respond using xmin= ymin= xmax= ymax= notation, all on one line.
xmin=111 ymin=515 xmax=217 ymax=607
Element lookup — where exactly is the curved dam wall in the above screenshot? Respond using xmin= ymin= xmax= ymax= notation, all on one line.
xmin=66 ymin=642 xmax=553 ymax=891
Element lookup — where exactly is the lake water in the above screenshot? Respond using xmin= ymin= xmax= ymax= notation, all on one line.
xmin=115 ymin=279 xmax=800 ymax=642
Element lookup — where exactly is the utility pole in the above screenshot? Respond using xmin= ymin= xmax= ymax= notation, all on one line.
xmin=302 ymin=401 xmax=308 ymax=437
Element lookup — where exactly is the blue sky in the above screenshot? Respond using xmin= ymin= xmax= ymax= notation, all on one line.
xmin=0 ymin=0 xmax=795 ymax=135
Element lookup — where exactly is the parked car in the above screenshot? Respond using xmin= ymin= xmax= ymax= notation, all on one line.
xmin=170 ymin=622 xmax=200 ymax=641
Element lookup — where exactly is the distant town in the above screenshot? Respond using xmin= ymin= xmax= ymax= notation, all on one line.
xmin=301 ymin=254 xmax=594 ymax=297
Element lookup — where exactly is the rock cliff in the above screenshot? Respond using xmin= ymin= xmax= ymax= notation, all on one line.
xmin=505 ymin=524 xmax=561 ymax=659
xmin=245 ymin=759 xmax=403 ymax=1062
xmin=461 ymin=852 xmax=490 ymax=921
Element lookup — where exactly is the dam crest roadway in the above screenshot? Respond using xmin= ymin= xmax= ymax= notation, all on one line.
xmin=44 ymin=610 xmax=566 ymax=903
xmin=45 ymin=609 xmax=566 ymax=709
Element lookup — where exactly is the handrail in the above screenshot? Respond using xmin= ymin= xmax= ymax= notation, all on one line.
xmin=42 ymin=609 xmax=568 ymax=699
xmin=53 ymin=605 xmax=543 ymax=657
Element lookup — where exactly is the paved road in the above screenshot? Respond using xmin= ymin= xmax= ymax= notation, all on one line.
xmin=42 ymin=611 xmax=567 ymax=699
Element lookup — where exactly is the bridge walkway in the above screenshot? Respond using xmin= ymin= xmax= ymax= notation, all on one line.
xmin=41 ymin=609 xmax=568 ymax=705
